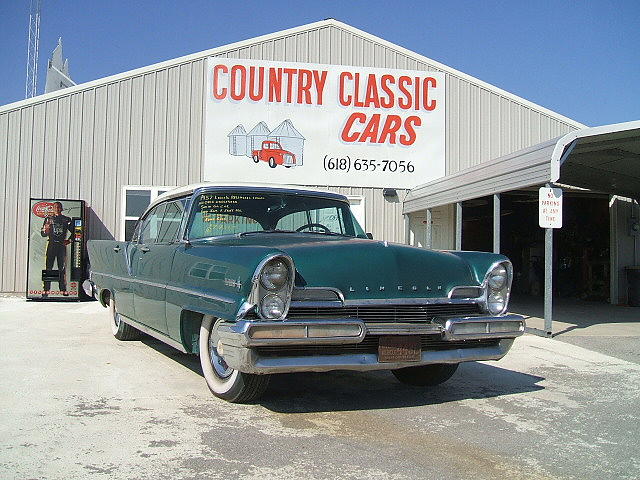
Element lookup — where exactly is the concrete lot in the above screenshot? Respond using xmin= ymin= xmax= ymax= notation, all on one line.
xmin=1 ymin=297 xmax=639 ymax=480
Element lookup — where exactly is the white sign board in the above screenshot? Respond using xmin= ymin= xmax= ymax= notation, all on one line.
xmin=204 ymin=58 xmax=445 ymax=189
xmin=539 ymin=187 xmax=563 ymax=228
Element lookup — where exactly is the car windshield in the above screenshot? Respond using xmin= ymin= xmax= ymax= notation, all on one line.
xmin=187 ymin=191 xmax=366 ymax=239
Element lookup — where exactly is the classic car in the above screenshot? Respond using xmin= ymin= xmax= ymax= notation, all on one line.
xmin=251 ymin=140 xmax=297 ymax=168
xmin=86 ymin=183 xmax=525 ymax=403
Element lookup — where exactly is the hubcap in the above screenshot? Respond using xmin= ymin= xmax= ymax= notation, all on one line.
xmin=112 ymin=305 xmax=120 ymax=328
xmin=209 ymin=328 xmax=233 ymax=378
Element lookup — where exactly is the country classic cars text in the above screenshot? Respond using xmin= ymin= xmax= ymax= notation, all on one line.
xmin=211 ymin=64 xmax=440 ymax=146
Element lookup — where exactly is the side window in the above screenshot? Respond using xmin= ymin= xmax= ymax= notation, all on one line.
xmin=157 ymin=199 xmax=186 ymax=244
xmin=138 ymin=204 xmax=166 ymax=244
xmin=276 ymin=206 xmax=346 ymax=234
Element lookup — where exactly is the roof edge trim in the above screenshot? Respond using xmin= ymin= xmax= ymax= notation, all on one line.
xmin=2 ymin=19 xmax=584 ymax=127
xmin=550 ymin=119 xmax=640 ymax=182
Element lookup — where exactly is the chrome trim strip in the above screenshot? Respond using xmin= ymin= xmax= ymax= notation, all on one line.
xmin=118 ymin=314 xmax=187 ymax=353
xmin=236 ymin=301 xmax=255 ymax=320
xmin=435 ymin=314 xmax=526 ymax=340
xmin=365 ymin=323 xmax=443 ymax=335
xmin=291 ymin=286 xmax=345 ymax=304
xmin=448 ymin=285 xmax=484 ymax=299
xmin=342 ymin=297 xmax=479 ymax=306
xmin=167 ymin=285 xmax=236 ymax=305
xmin=217 ymin=319 xmax=367 ymax=346
xmin=90 ymin=271 xmax=235 ymax=305
xmin=290 ymin=300 xmax=344 ymax=308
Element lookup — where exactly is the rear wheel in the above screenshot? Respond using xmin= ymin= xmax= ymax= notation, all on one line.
xmin=392 ymin=363 xmax=459 ymax=386
xmin=109 ymin=296 xmax=141 ymax=341
xmin=199 ymin=315 xmax=270 ymax=403
xmin=268 ymin=157 xmax=276 ymax=168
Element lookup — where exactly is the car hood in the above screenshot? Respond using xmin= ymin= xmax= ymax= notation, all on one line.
xmin=204 ymin=234 xmax=482 ymax=300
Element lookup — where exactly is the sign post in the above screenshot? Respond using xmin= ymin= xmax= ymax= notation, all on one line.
xmin=539 ymin=186 xmax=563 ymax=336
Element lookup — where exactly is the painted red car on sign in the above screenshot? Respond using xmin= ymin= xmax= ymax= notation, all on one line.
xmin=251 ymin=140 xmax=298 ymax=168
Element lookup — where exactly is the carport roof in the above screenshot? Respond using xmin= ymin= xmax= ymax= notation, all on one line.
xmin=404 ymin=120 xmax=640 ymax=213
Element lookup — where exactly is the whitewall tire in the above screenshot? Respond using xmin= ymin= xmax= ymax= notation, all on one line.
xmin=109 ymin=296 xmax=140 ymax=341
xmin=199 ymin=315 xmax=270 ymax=403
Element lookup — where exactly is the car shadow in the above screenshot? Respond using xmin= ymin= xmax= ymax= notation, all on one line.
xmin=140 ymin=335 xmax=544 ymax=413
xmin=259 ymin=364 xmax=544 ymax=413
xmin=140 ymin=335 xmax=202 ymax=375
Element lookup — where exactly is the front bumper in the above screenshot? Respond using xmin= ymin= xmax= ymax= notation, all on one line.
xmin=216 ymin=314 xmax=525 ymax=374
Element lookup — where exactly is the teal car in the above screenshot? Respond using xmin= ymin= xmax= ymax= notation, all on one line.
xmin=87 ymin=183 xmax=525 ymax=403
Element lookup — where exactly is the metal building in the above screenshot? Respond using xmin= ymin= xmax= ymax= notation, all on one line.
xmin=0 ymin=19 xmax=583 ymax=293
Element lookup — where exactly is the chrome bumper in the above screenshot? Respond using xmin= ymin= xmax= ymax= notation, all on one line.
xmin=216 ymin=314 xmax=525 ymax=374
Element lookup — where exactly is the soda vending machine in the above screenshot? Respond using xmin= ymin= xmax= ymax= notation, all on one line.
xmin=27 ymin=199 xmax=87 ymax=300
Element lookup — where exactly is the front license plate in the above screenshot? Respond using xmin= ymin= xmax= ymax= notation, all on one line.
xmin=378 ymin=336 xmax=421 ymax=363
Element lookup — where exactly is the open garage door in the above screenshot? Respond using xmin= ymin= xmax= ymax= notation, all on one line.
xmin=405 ymin=120 xmax=640 ymax=336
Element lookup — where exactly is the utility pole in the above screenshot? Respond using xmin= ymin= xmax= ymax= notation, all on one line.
xmin=25 ymin=0 xmax=42 ymax=98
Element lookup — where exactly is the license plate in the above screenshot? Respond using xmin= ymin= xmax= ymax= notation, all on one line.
xmin=378 ymin=336 xmax=421 ymax=363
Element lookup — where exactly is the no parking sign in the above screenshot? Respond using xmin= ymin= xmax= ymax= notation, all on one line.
xmin=539 ymin=187 xmax=563 ymax=228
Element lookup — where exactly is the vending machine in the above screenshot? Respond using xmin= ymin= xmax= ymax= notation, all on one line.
xmin=27 ymin=199 xmax=87 ymax=300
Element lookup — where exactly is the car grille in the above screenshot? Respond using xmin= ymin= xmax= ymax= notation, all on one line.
xmin=283 ymin=303 xmax=482 ymax=323
xmin=256 ymin=335 xmax=500 ymax=357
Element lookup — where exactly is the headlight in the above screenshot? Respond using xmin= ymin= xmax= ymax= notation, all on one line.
xmin=261 ymin=294 xmax=285 ymax=318
xmin=260 ymin=259 xmax=289 ymax=290
xmin=250 ymin=255 xmax=295 ymax=320
xmin=488 ymin=265 xmax=507 ymax=290
xmin=486 ymin=263 xmax=511 ymax=315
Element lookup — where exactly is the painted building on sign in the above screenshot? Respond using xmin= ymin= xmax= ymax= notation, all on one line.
xmin=244 ymin=121 xmax=271 ymax=157
xmin=0 ymin=19 xmax=637 ymax=320
xmin=227 ymin=125 xmax=247 ymax=156
xmin=268 ymin=120 xmax=305 ymax=165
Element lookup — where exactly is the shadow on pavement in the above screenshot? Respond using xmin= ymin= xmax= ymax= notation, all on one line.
xmin=140 ymin=335 xmax=544 ymax=413
xmin=259 ymin=363 xmax=544 ymax=413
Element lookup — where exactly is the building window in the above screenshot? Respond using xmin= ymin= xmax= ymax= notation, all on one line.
xmin=346 ymin=196 xmax=365 ymax=230
xmin=121 ymin=186 xmax=174 ymax=241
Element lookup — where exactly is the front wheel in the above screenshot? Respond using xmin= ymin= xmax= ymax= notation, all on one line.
xmin=268 ymin=157 xmax=276 ymax=168
xmin=252 ymin=155 xmax=259 ymax=163
xmin=392 ymin=363 xmax=459 ymax=386
xmin=199 ymin=315 xmax=270 ymax=403
xmin=109 ymin=296 xmax=140 ymax=341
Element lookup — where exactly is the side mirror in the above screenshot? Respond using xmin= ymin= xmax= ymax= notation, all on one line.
xmin=366 ymin=232 xmax=373 ymax=239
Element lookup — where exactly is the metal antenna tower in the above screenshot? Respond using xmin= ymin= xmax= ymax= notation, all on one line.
xmin=25 ymin=0 xmax=42 ymax=98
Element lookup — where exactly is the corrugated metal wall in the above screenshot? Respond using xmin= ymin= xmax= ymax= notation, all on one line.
xmin=0 ymin=22 xmax=581 ymax=292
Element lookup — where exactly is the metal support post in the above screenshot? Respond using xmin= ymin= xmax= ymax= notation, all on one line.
xmin=455 ymin=202 xmax=462 ymax=250
xmin=403 ymin=214 xmax=410 ymax=245
xmin=544 ymin=225 xmax=553 ymax=336
xmin=426 ymin=208 xmax=432 ymax=249
xmin=493 ymin=194 xmax=500 ymax=254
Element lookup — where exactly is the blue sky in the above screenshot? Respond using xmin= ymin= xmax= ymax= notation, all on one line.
xmin=1 ymin=0 xmax=638 ymax=126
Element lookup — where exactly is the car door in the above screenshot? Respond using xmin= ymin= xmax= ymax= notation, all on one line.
xmin=132 ymin=199 xmax=185 ymax=334
xmin=131 ymin=202 xmax=170 ymax=333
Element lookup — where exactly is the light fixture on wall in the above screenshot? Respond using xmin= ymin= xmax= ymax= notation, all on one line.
xmin=383 ymin=188 xmax=397 ymax=198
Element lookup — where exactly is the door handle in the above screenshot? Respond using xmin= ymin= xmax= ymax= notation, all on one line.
xmin=140 ymin=246 xmax=150 ymax=253
xmin=113 ymin=246 xmax=121 ymax=253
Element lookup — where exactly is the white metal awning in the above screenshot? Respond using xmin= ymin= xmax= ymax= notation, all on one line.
xmin=404 ymin=120 xmax=640 ymax=213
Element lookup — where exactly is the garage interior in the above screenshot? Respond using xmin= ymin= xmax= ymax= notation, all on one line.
xmin=461 ymin=191 xmax=611 ymax=302
xmin=404 ymin=120 xmax=640 ymax=336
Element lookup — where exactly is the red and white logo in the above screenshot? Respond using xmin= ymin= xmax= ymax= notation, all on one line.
xmin=32 ymin=201 xmax=56 ymax=218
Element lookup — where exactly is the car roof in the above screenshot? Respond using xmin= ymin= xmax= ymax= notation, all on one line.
xmin=147 ymin=182 xmax=349 ymax=213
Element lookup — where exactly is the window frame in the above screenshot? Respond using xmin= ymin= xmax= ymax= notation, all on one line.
xmin=121 ymin=185 xmax=175 ymax=241
xmin=155 ymin=198 xmax=187 ymax=245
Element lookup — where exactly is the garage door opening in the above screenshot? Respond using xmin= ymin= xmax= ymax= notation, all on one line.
xmin=504 ymin=192 xmax=610 ymax=302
